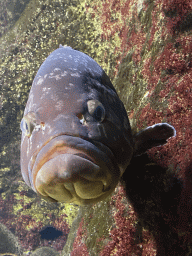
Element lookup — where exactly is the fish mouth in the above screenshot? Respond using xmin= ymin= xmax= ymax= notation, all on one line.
xmin=28 ymin=135 xmax=120 ymax=205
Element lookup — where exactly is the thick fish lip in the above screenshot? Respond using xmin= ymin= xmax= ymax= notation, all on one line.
xmin=28 ymin=135 xmax=120 ymax=204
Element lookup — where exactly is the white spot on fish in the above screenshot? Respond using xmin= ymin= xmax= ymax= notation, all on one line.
xmin=41 ymin=88 xmax=51 ymax=99
xmin=35 ymin=124 xmax=41 ymax=131
xmin=25 ymin=93 xmax=36 ymax=114
xmin=29 ymin=135 xmax=33 ymax=150
xmin=51 ymin=93 xmax=59 ymax=102
xmin=37 ymin=77 xmax=44 ymax=85
xmin=21 ymin=134 xmax=25 ymax=147
xmin=55 ymin=100 xmax=64 ymax=111
xmin=31 ymin=103 xmax=37 ymax=110
xmin=49 ymin=74 xmax=62 ymax=80
xmin=54 ymin=68 xmax=61 ymax=71
xmin=46 ymin=124 xmax=53 ymax=134
xmin=70 ymin=72 xmax=80 ymax=77
xmin=53 ymin=114 xmax=70 ymax=122
xmin=61 ymin=71 xmax=68 ymax=77
xmin=71 ymin=120 xmax=77 ymax=129
xmin=42 ymin=87 xmax=51 ymax=92
xmin=36 ymin=106 xmax=44 ymax=114
xmin=69 ymin=83 xmax=74 ymax=87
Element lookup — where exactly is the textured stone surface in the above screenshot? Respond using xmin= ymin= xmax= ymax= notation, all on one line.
xmin=30 ymin=246 xmax=60 ymax=256
xmin=0 ymin=223 xmax=23 ymax=255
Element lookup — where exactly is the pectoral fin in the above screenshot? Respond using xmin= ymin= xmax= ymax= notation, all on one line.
xmin=133 ymin=123 xmax=176 ymax=156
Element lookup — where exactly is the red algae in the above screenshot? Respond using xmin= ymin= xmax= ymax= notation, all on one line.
xmin=71 ymin=219 xmax=89 ymax=256
xmin=86 ymin=0 xmax=140 ymax=77
xmin=0 ymin=192 xmax=70 ymax=253
xmin=100 ymin=186 xmax=152 ymax=256
xmin=142 ymin=230 xmax=157 ymax=256
xmin=162 ymin=0 xmax=192 ymax=34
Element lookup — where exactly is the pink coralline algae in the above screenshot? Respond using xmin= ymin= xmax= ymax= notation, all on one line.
xmin=100 ymin=186 xmax=156 ymax=256
xmin=71 ymin=219 xmax=89 ymax=256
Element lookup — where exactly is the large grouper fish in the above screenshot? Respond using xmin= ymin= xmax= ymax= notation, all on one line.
xmin=20 ymin=45 xmax=176 ymax=205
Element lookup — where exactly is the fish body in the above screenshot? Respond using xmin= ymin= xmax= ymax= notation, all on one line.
xmin=20 ymin=45 xmax=176 ymax=205
xmin=20 ymin=45 xmax=134 ymax=205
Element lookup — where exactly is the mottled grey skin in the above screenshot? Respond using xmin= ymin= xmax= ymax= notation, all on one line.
xmin=20 ymin=45 xmax=176 ymax=205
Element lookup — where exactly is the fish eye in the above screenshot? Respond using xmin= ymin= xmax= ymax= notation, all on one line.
xmin=87 ymin=100 xmax=105 ymax=122
xmin=20 ymin=112 xmax=37 ymax=137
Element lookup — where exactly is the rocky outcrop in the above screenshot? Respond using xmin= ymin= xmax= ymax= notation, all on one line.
xmin=0 ymin=223 xmax=22 ymax=255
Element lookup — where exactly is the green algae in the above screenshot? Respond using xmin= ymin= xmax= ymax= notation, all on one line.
xmin=12 ymin=185 xmax=79 ymax=229
xmin=62 ymin=194 xmax=115 ymax=255
xmin=60 ymin=204 xmax=79 ymax=227
xmin=82 ymin=199 xmax=113 ymax=253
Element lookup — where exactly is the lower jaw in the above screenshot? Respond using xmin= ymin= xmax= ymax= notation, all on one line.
xmin=38 ymin=184 xmax=116 ymax=205
xmin=35 ymin=173 xmax=117 ymax=205
xmin=29 ymin=135 xmax=120 ymax=204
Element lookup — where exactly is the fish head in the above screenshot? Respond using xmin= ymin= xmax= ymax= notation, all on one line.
xmin=20 ymin=46 xmax=134 ymax=205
